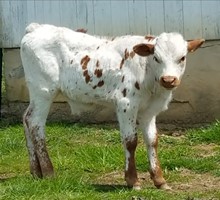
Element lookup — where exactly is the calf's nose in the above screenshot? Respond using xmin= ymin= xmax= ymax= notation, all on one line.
xmin=160 ymin=76 xmax=180 ymax=89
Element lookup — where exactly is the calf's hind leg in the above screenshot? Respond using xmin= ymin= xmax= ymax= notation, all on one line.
xmin=23 ymin=95 xmax=54 ymax=178
xmin=23 ymin=104 xmax=42 ymax=177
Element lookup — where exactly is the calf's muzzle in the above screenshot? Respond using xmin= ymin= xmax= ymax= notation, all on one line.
xmin=160 ymin=76 xmax=180 ymax=89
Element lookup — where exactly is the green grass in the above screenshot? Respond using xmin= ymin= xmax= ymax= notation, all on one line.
xmin=0 ymin=121 xmax=220 ymax=200
xmin=186 ymin=120 xmax=220 ymax=145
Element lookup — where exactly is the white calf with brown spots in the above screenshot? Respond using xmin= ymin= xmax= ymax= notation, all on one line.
xmin=21 ymin=23 xmax=204 ymax=190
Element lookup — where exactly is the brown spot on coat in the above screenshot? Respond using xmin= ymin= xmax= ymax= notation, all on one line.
xmin=81 ymin=55 xmax=90 ymax=70
xmin=76 ymin=28 xmax=87 ymax=33
xmin=120 ymin=58 xmax=125 ymax=69
xmin=125 ymin=134 xmax=137 ymax=152
xmin=31 ymin=130 xmax=54 ymax=177
xmin=124 ymin=48 xmax=129 ymax=60
xmin=94 ymin=69 xmax=103 ymax=78
xmin=97 ymin=46 xmax=100 ymax=50
xmin=83 ymin=70 xmax=88 ymax=77
xmin=145 ymin=35 xmax=155 ymax=41
xmin=85 ymin=74 xmax=91 ymax=83
xmin=149 ymin=131 xmax=166 ymax=188
xmin=135 ymin=82 xmax=140 ymax=90
xmin=96 ymin=60 xmax=100 ymax=68
xmin=97 ymin=80 xmax=104 ymax=87
xmin=124 ymin=135 xmax=139 ymax=187
xmin=24 ymin=107 xmax=33 ymax=130
xmin=129 ymin=51 xmax=135 ymax=58
xmin=122 ymin=88 xmax=127 ymax=97
xmin=122 ymin=76 xmax=125 ymax=83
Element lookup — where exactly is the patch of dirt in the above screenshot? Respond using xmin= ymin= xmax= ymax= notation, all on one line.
xmin=173 ymin=168 xmax=220 ymax=192
xmin=192 ymin=144 xmax=219 ymax=158
xmin=96 ymin=171 xmax=125 ymax=186
xmin=94 ymin=169 xmax=220 ymax=193
xmin=0 ymin=173 xmax=16 ymax=182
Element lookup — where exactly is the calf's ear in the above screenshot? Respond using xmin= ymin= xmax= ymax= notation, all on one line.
xmin=187 ymin=39 xmax=205 ymax=53
xmin=133 ymin=43 xmax=154 ymax=56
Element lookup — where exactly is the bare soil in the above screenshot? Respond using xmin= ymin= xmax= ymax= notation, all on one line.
xmin=95 ymin=144 xmax=220 ymax=194
xmin=95 ymin=169 xmax=220 ymax=192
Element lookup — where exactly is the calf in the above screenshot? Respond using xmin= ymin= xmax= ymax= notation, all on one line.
xmin=21 ymin=23 xmax=204 ymax=190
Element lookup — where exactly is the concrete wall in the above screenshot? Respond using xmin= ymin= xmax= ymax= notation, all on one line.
xmin=3 ymin=40 xmax=220 ymax=127
xmin=1 ymin=1 xmax=220 ymax=127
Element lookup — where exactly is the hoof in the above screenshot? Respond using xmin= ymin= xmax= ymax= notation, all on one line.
xmin=127 ymin=181 xmax=141 ymax=190
xmin=43 ymin=171 xmax=55 ymax=178
xmin=133 ymin=184 xmax=141 ymax=190
xmin=31 ymin=171 xmax=43 ymax=179
xmin=158 ymin=183 xmax=172 ymax=190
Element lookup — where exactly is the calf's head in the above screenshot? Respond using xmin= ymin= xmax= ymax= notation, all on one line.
xmin=133 ymin=33 xmax=204 ymax=90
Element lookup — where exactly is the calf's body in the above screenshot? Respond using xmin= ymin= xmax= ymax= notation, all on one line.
xmin=21 ymin=23 xmax=204 ymax=189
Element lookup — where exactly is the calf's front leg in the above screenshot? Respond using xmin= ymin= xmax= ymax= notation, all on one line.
xmin=141 ymin=117 xmax=170 ymax=189
xmin=117 ymin=99 xmax=141 ymax=190
xmin=123 ymin=133 xmax=140 ymax=190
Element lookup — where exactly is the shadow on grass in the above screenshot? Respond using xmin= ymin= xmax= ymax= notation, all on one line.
xmin=0 ymin=118 xmax=22 ymax=129
xmin=92 ymin=184 xmax=129 ymax=192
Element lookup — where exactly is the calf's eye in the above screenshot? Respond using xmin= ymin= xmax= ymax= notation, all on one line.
xmin=179 ymin=56 xmax=186 ymax=63
xmin=153 ymin=56 xmax=160 ymax=64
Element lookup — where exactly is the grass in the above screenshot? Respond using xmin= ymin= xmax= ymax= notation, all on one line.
xmin=0 ymin=121 xmax=220 ymax=200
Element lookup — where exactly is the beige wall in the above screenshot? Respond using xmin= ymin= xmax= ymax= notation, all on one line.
xmin=3 ymin=41 xmax=220 ymax=126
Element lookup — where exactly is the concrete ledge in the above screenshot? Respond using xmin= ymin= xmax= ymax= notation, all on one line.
xmin=1 ymin=101 xmax=213 ymax=130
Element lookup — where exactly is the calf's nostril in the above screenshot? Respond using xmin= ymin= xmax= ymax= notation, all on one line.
xmin=160 ymin=76 xmax=179 ymax=89
xmin=161 ymin=76 xmax=176 ymax=83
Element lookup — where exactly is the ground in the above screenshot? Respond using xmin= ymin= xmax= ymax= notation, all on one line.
xmin=0 ymin=122 xmax=220 ymax=199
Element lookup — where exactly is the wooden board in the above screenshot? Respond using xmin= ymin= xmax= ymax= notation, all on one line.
xmin=0 ymin=0 xmax=220 ymax=47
